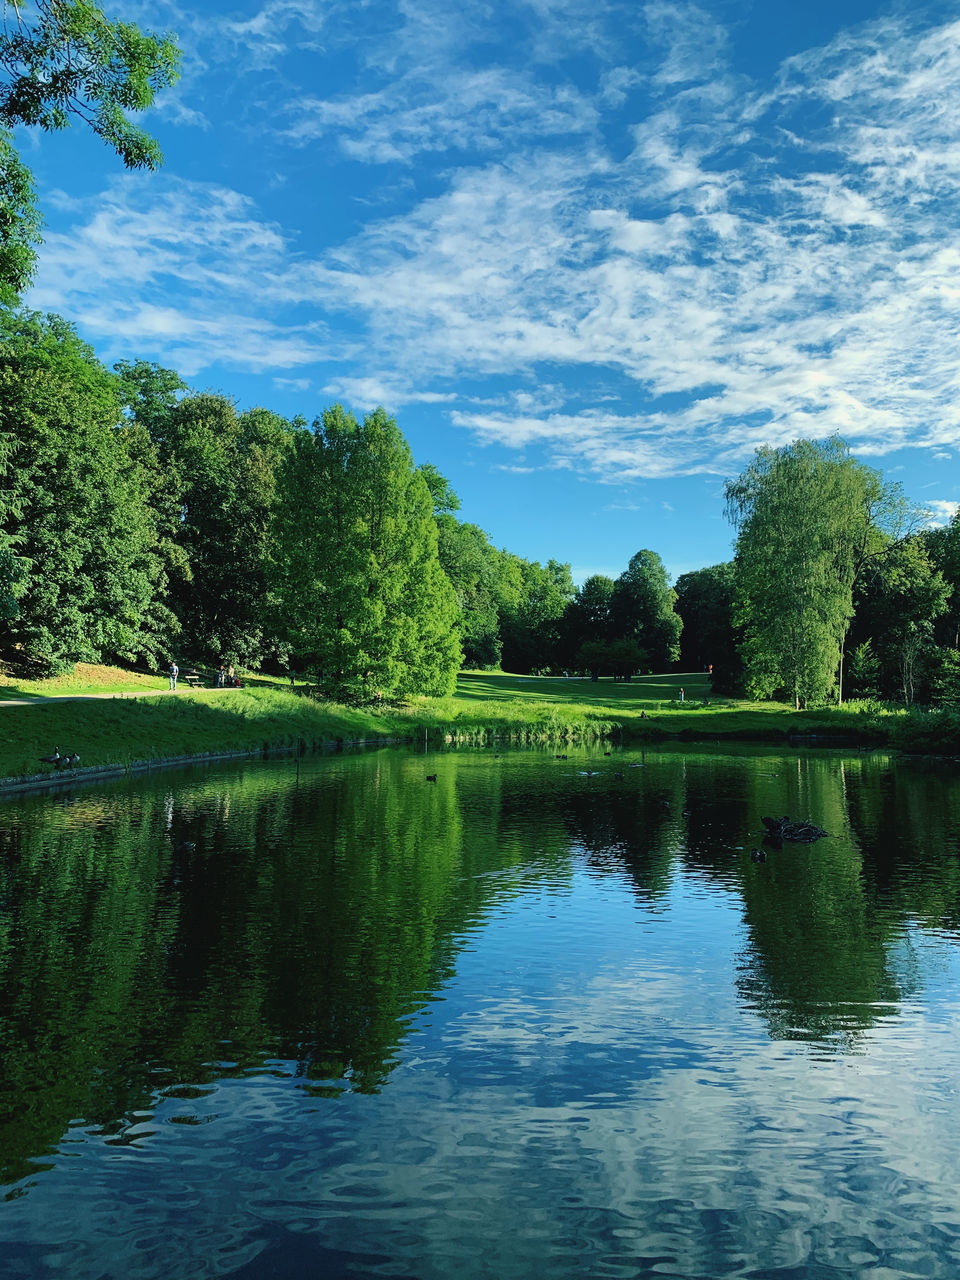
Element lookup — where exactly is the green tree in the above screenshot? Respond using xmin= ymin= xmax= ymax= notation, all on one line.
xmin=0 ymin=3 xmax=180 ymax=303
xmin=924 ymin=509 xmax=960 ymax=650
xmin=851 ymin=536 xmax=950 ymax=703
xmin=558 ymin=574 xmax=615 ymax=668
xmin=419 ymin=462 xmax=461 ymax=516
xmin=499 ymin=557 xmax=575 ymax=673
xmin=0 ymin=128 xmax=40 ymax=305
xmin=274 ymin=405 xmax=461 ymax=700
xmin=845 ymin=640 xmax=879 ymax=700
xmin=609 ymin=549 xmax=681 ymax=670
xmin=674 ymin=562 xmax=742 ymax=690
xmin=419 ymin=465 xmax=509 ymax=668
xmin=0 ymin=1 xmax=180 ymax=171
xmin=157 ymin=393 xmax=295 ymax=666
xmin=435 ymin=517 xmax=508 ymax=668
xmin=725 ymin=437 xmax=904 ymax=708
xmin=576 ymin=637 xmax=648 ymax=681
xmin=0 ymin=310 xmax=170 ymax=670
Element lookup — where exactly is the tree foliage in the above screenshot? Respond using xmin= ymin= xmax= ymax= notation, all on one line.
xmin=0 ymin=310 xmax=170 ymax=670
xmin=674 ymin=563 xmax=742 ymax=691
xmin=274 ymin=406 xmax=461 ymax=700
xmin=0 ymin=0 xmax=180 ymax=170
xmin=725 ymin=437 xmax=904 ymax=708
xmin=609 ymin=549 xmax=681 ymax=671
xmin=499 ymin=557 xmax=575 ymax=673
xmin=850 ymin=536 xmax=950 ymax=703
xmin=0 ymin=127 xmax=40 ymax=305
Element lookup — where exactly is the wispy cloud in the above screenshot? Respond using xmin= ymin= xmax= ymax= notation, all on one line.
xmin=32 ymin=3 xmax=960 ymax=483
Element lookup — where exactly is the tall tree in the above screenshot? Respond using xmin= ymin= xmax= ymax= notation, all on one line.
xmin=0 ymin=310 xmax=170 ymax=670
xmin=558 ymin=574 xmax=616 ymax=668
xmin=158 ymin=393 xmax=294 ymax=665
xmin=609 ymin=550 xmax=682 ymax=671
xmin=725 ymin=437 xmax=904 ymax=708
xmin=674 ymin=563 xmax=742 ymax=691
xmin=274 ymin=406 xmax=461 ymax=700
xmin=435 ymin=517 xmax=508 ymax=668
xmin=499 ymin=557 xmax=575 ymax=674
xmin=924 ymin=510 xmax=960 ymax=650
xmin=850 ymin=536 xmax=950 ymax=703
xmin=0 ymin=129 xmax=40 ymax=305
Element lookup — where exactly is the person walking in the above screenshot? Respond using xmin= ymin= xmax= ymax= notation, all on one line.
xmin=168 ymin=660 xmax=179 ymax=691
xmin=217 ymin=663 xmax=226 ymax=688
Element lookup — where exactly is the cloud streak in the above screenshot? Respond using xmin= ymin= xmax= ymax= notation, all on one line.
xmin=30 ymin=2 xmax=960 ymax=480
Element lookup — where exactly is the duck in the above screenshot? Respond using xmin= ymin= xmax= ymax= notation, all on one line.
xmin=751 ymin=848 xmax=767 ymax=862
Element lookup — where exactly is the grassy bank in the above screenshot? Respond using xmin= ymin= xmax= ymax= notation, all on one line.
xmin=3 ymin=668 xmax=958 ymax=784
xmin=0 ymin=681 xmax=619 ymax=782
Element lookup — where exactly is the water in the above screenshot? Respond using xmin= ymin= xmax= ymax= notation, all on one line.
xmin=1 ymin=743 xmax=960 ymax=1278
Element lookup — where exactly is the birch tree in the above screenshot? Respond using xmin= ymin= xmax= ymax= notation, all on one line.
xmin=725 ymin=437 xmax=904 ymax=708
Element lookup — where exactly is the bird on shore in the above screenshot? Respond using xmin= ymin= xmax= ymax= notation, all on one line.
xmin=39 ymin=748 xmax=60 ymax=767
xmin=61 ymin=751 xmax=79 ymax=768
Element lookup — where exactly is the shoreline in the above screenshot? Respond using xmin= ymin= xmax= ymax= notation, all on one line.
xmin=1 ymin=682 xmax=957 ymax=796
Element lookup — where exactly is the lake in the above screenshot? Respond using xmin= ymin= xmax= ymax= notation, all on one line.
xmin=1 ymin=742 xmax=960 ymax=1279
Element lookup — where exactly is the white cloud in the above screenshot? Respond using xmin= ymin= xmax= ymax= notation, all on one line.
xmin=32 ymin=4 xmax=960 ymax=483
xmin=924 ymin=500 xmax=959 ymax=527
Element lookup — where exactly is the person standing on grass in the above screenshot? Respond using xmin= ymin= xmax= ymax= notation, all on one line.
xmin=679 ymin=686 xmax=684 ymax=702
xmin=217 ymin=663 xmax=226 ymax=688
xmin=168 ymin=661 xmax=179 ymax=691
xmin=228 ymin=663 xmax=236 ymax=686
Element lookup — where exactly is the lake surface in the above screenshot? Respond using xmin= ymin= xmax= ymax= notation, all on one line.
xmin=2 ymin=742 xmax=960 ymax=1279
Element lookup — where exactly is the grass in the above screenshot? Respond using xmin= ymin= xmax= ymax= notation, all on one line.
xmin=2 ymin=665 xmax=958 ymax=785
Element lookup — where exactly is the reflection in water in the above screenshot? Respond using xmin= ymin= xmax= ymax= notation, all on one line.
xmin=1 ymin=745 xmax=960 ymax=1277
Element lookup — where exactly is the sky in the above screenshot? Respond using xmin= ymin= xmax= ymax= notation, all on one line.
xmin=16 ymin=0 xmax=960 ymax=584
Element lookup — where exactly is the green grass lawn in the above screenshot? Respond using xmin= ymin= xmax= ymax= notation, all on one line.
xmin=2 ymin=664 xmax=957 ymax=784
xmin=455 ymin=669 xmax=714 ymax=708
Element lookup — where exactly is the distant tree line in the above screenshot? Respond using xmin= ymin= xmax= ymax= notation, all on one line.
xmin=0 ymin=310 xmax=694 ymax=696
xmin=2 ymin=309 xmax=958 ymax=707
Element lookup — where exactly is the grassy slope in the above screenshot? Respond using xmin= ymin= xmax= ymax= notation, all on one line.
xmin=3 ymin=667 xmax=957 ymax=782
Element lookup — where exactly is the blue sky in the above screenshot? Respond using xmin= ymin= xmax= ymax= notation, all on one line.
xmin=17 ymin=0 xmax=960 ymax=583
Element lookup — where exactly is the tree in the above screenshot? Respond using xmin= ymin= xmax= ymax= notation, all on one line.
xmin=156 ymin=393 xmax=295 ymax=666
xmin=609 ymin=550 xmax=681 ymax=670
xmin=725 ymin=437 xmax=905 ymax=708
xmin=924 ymin=510 xmax=960 ymax=650
xmin=0 ymin=3 xmax=179 ymax=302
xmin=850 ymin=536 xmax=950 ymax=703
xmin=576 ymin=637 xmax=648 ymax=681
xmin=674 ymin=562 xmax=742 ymax=690
xmin=435 ymin=517 xmax=507 ymax=668
xmin=0 ymin=129 xmax=40 ymax=305
xmin=557 ymin=574 xmax=615 ymax=668
xmin=499 ymin=557 xmax=575 ymax=673
xmin=0 ymin=1 xmax=180 ymax=171
xmin=419 ymin=463 xmax=460 ymax=516
xmin=0 ymin=310 xmax=170 ymax=670
xmin=274 ymin=405 xmax=461 ymax=701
